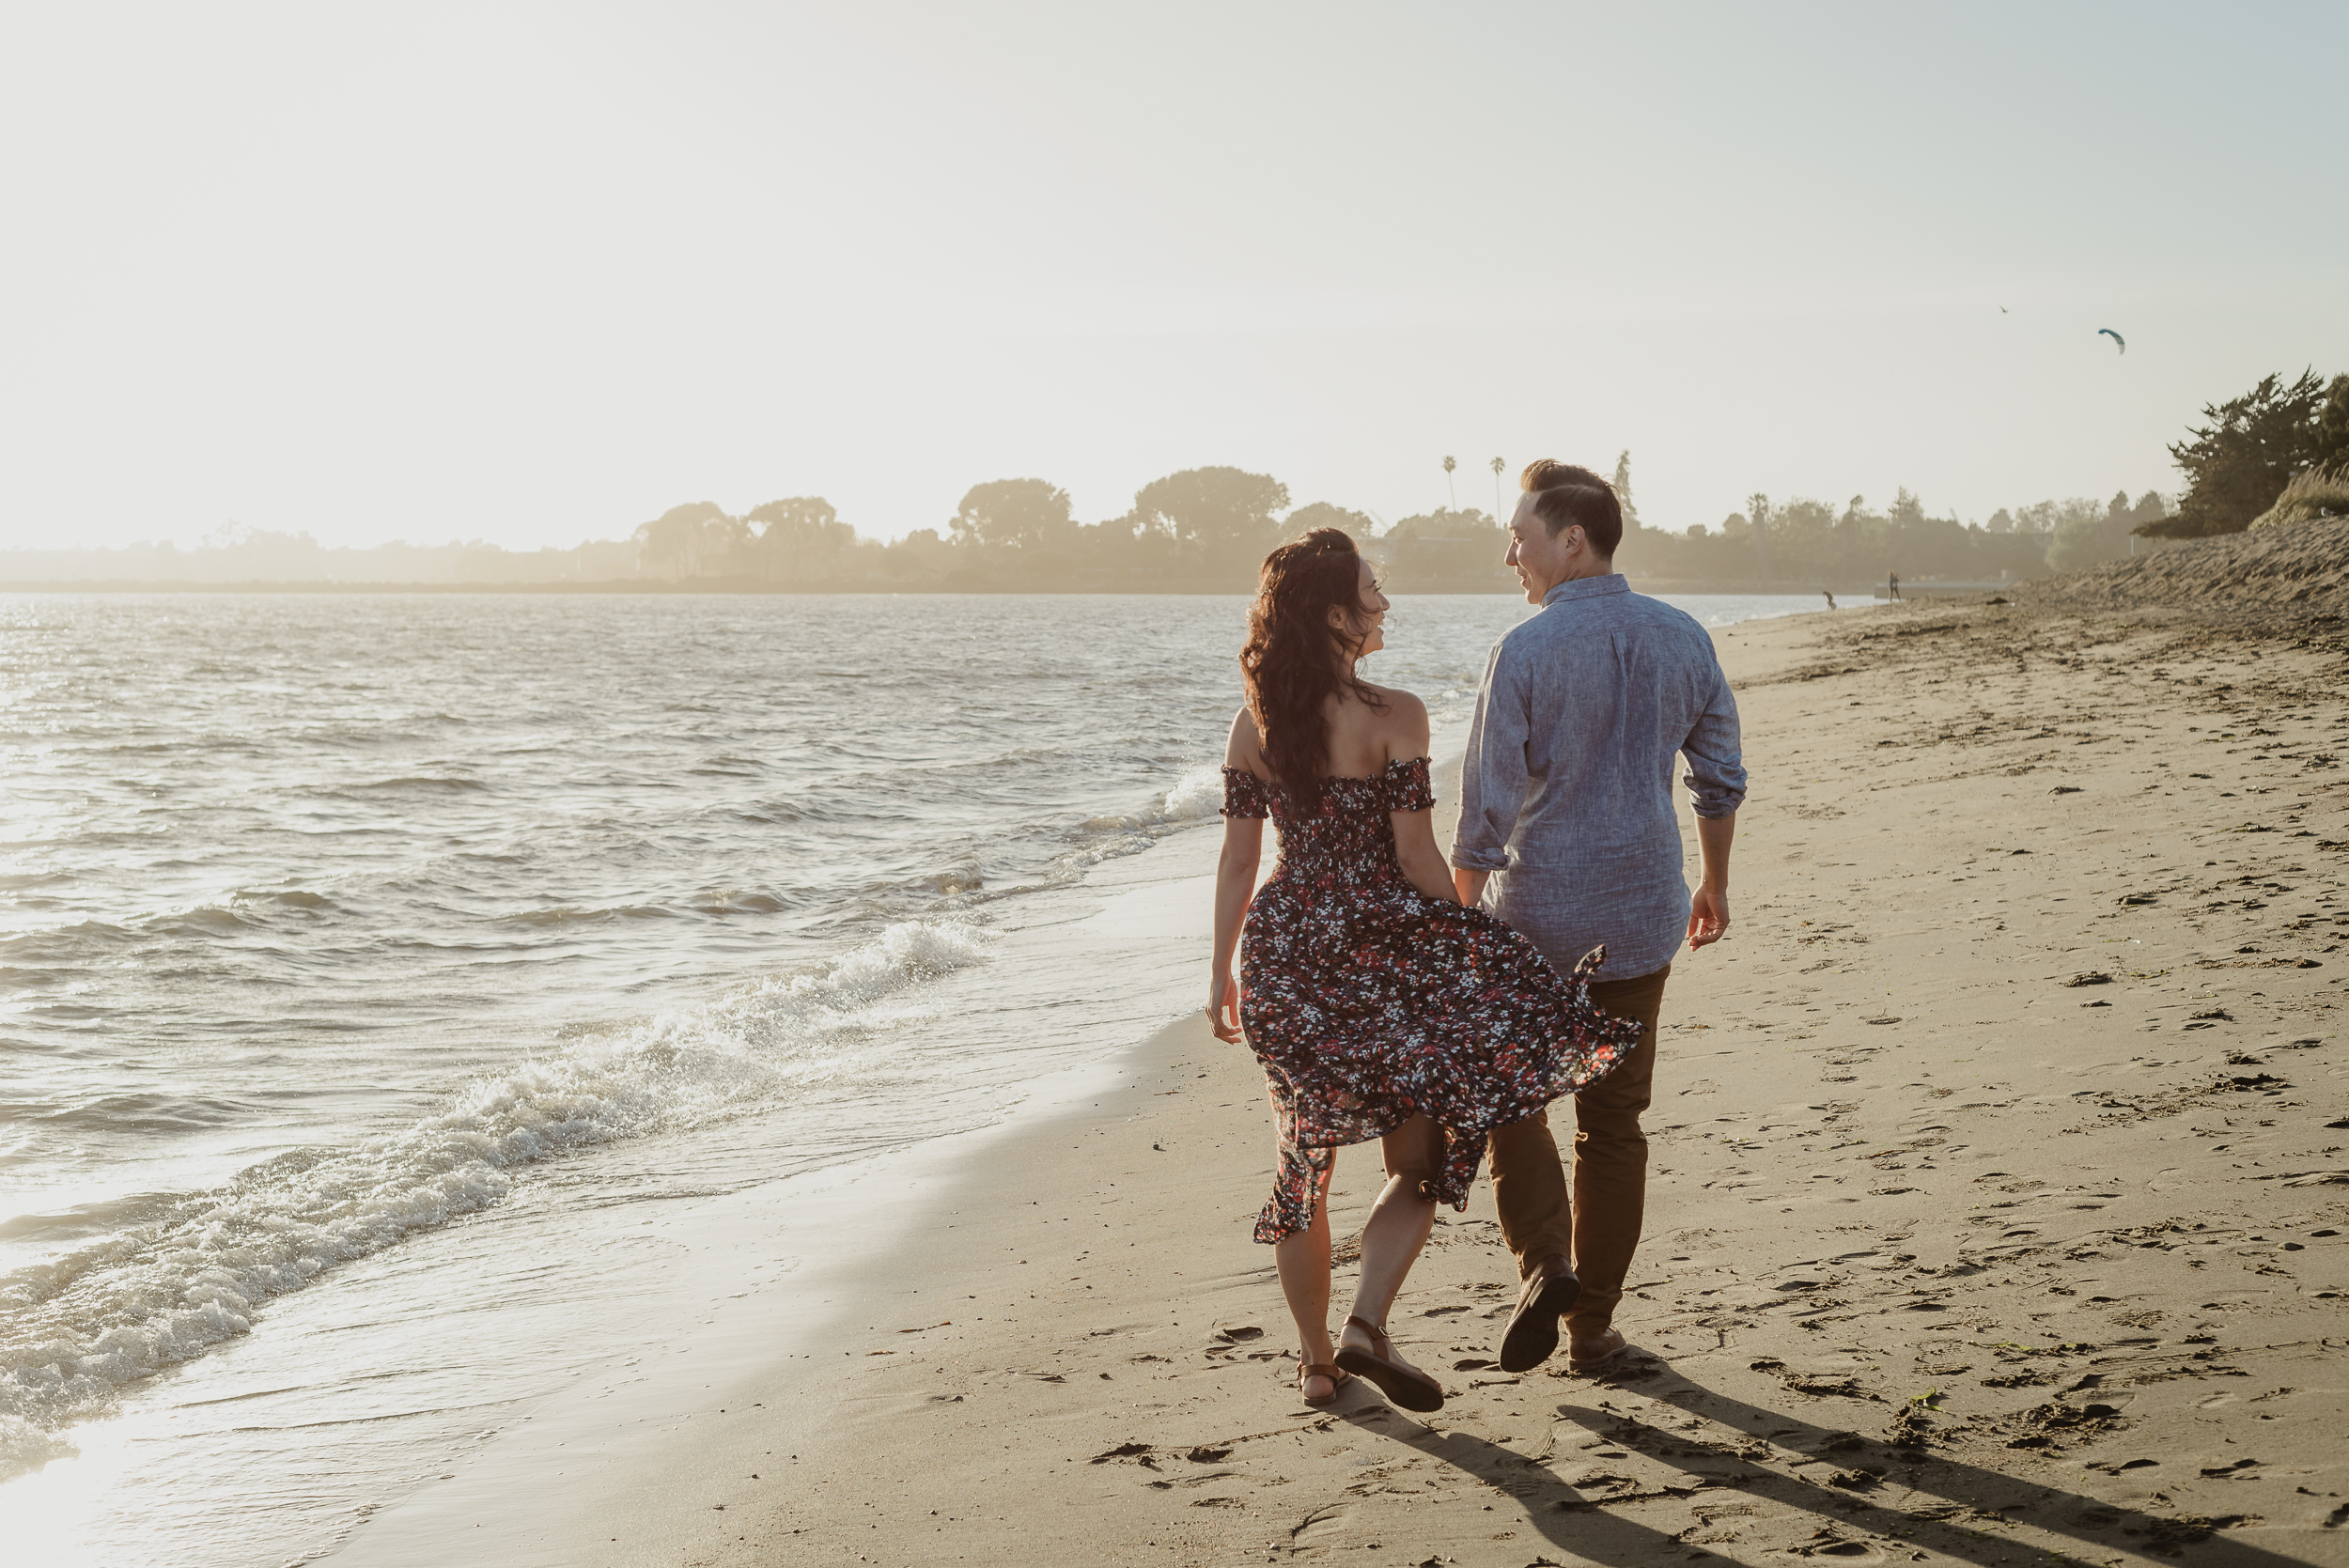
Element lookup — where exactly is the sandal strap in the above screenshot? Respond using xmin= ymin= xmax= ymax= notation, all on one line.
xmin=1299 ymin=1362 xmax=1345 ymax=1381
xmin=1344 ymin=1313 xmax=1390 ymax=1352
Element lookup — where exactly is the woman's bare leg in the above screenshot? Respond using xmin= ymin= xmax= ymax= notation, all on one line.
xmin=1340 ymin=1117 xmax=1439 ymax=1365
xmin=1273 ymin=1164 xmax=1336 ymax=1399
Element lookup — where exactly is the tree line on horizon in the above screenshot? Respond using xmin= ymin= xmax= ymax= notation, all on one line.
xmin=578 ymin=370 xmax=2349 ymax=589
xmin=633 ymin=466 xmax=1352 ymax=591
xmin=0 ymin=458 xmax=2178 ymax=591
xmin=71 ymin=366 xmax=2349 ymax=598
xmin=628 ymin=455 xmax=2169 ymax=591
xmin=7 ymin=365 xmax=2339 ymax=591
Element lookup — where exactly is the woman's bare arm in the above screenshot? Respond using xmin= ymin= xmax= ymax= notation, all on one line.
xmin=1382 ymin=692 xmax=1458 ymax=904
xmin=1210 ymin=707 xmax=1267 ymax=1042
xmin=1391 ymin=808 xmax=1457 ymax=904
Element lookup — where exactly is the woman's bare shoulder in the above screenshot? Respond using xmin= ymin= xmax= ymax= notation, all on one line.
xmin=1360 ymin=684 xmax=1428 ymax=737
xmin=1359 ymin=686 xmax=1430 ymax=763
xmin=1224 ymin=705 xmax=1269 ymax=772
xmin=1363 ymin=683 xmax=1427 ymax=722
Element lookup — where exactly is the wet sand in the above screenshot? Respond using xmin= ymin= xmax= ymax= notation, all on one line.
xmin=339 ymin=600 xmax=2348 ymax=1567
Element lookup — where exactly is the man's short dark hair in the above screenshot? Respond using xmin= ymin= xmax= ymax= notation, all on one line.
xmin=1519 ymin=458 xmax=1622 ymax=556
xmin=1519 ymin=458 xmax=1606 ymax=494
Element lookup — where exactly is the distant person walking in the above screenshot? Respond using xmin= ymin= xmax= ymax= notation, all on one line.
xmin=1452 ymin=460 xmax=1746 ymax=1378
xmin=1208 ymin=528 xmax=1641 ymax=1413
xmin=1822 ymin=589 xmax=1835 ymax=611
xmin=1888 ymin=572 xmax=1901 ymax=601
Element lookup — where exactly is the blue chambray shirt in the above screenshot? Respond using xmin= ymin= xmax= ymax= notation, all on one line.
xmin=1449 ymin=574 xmax=1747 ymax=983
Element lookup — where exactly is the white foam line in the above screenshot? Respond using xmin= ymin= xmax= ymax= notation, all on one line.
xmin=0 ymin=918 xmax=993 ymax=1477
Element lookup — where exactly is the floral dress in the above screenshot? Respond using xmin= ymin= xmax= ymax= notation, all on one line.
xmin=1225 ymin=757 xmax=1642 ymax=1243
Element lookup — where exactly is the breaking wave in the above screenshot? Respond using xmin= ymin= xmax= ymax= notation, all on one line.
xmin=0 ymin=918 xmax=990 ymax=1477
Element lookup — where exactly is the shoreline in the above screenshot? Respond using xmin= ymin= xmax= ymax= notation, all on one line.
xmin=6 ymin=784 xmax=1236 ymax=1565
xmin=323 ymin=818 xmax=1251 ymax=1568
xmin=326 ymin=758 xmax=1465 ymax=1567
xmin=320 ymin=599 xmax=2349 ymax=1567
xmin=326 ymin=1034 xmax=1198 ymax=1568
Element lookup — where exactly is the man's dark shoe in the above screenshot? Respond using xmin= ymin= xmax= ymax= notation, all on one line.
xmin=1497 ymin=1267 xmax=1581 ymax=1373
xmin=1566 ymin=1327 xmax=1631 ymax=1376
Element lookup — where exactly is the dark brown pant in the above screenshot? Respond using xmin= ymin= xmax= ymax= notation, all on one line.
xmin=1486 ymin=963 xmax=1671 ymax=1339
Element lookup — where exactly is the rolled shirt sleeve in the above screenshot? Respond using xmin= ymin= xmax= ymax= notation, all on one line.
xmin=1451 ymin=641 xmax=1528 ymax=872
xmin=1680 ymin=656 xmax=1748 ymax=819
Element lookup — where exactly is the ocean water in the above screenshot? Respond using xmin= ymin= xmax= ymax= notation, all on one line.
xmin=0 ymin=589 xmax=1821 ymax=1563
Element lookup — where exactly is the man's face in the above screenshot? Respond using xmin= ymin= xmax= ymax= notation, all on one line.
xmin=1504 ymin=493 xmax=1579 ymax=604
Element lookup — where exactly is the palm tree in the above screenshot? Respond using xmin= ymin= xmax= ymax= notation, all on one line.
xmin=1442 ymin=455 xmax=1457 ymax=510
xmin=1489 ymin=457 xmax=1505 ymax=521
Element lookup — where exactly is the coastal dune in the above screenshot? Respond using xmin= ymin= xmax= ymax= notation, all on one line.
xmin=2024 ymin=513 xmax=2349 ymax=615
xmin=338 ymin=596 xmax=2346 ymax=1567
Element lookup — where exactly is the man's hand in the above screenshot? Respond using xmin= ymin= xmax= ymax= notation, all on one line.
xmin=1687 ymin=883 xmax=1730 ymax=949
xmin=1207 ymin=970 xmax=1246 ymax=1043
xmin=1453 ymin=866 xmax=1489 ymax=908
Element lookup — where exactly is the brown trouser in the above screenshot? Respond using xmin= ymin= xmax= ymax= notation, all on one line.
xmin=1486 ymin=963 xmax=1671 ymax=1340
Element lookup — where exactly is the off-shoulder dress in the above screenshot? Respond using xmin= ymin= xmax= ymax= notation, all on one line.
xmin=1224 ymin=756 xmax=1642 ymax=1243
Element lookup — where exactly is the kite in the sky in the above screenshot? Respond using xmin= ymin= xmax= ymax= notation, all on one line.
xmin=2099 ymin=328 xmax=2126 ymax=354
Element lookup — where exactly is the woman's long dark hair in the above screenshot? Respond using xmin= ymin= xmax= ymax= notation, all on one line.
xmin=1238 ymin=527 xmax=1385 ymax=810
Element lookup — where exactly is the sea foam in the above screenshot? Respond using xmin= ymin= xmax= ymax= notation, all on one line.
xmin=0 ymin=918 xmax=989 ymax=1478
xmin=1159 ymin=763 xmax=1226 ymax=823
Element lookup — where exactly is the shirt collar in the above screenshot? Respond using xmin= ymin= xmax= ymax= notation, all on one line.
xmin=1541 ymin=572 xmax=1629 ymax=607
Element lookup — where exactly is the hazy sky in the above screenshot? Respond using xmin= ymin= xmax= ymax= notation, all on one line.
xmin=5 ymin=2 xmax=2344 ymax=551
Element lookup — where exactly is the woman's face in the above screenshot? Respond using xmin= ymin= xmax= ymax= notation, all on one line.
xmin=1340 ymin=554 xmax=1389 ymax=660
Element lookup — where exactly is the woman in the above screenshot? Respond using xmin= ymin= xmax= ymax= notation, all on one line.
xmin=1208 ymin=528 xmax=1641 ymax=1412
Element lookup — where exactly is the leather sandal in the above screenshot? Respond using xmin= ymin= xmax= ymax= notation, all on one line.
xmin=1333 ymin=1314 xmax=1445 ymax=1412
xmin=1497 ymin=1265 xmax=1580 ymax=1374
xmin=1297 ymin=1359 xmax=1351 ymax=1407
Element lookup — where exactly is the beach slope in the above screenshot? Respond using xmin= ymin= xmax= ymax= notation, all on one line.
xmin=339 ymin=598 xmax=2348 ymax=1568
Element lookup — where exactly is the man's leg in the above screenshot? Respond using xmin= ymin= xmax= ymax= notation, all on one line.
xmin=1486 ymin=1109 xmax=1579 ymax=1371
xmin=1563 ymin=964 xmax=1671 ymax=1346
xmin=1486 ymin=1111 xmax=1571 ymax=1281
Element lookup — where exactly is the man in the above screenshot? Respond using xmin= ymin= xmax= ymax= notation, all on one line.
xmin=1451 ymin=459 xmax=1746 ymax=1375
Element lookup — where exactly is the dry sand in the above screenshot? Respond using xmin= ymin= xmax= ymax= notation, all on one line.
xmin=338 ymin=598 xmax=2348 ymax=1568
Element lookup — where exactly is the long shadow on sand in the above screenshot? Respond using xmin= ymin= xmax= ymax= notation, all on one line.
xmin=1342 ymin=1350 xmax=2295 ymax=1565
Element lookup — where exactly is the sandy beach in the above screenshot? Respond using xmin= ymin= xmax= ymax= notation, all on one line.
xmin=10 ymin=13 xmax=2345 ymax=1563
xmin=335 ymin=592 xmax=2348 ymax=1568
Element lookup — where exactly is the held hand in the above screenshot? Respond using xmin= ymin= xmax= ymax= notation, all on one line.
xmin=1687 ymin=883 xmax=1731 ymax=950
xmin=1207 ymin=970 xmax=1247 ymax=1043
